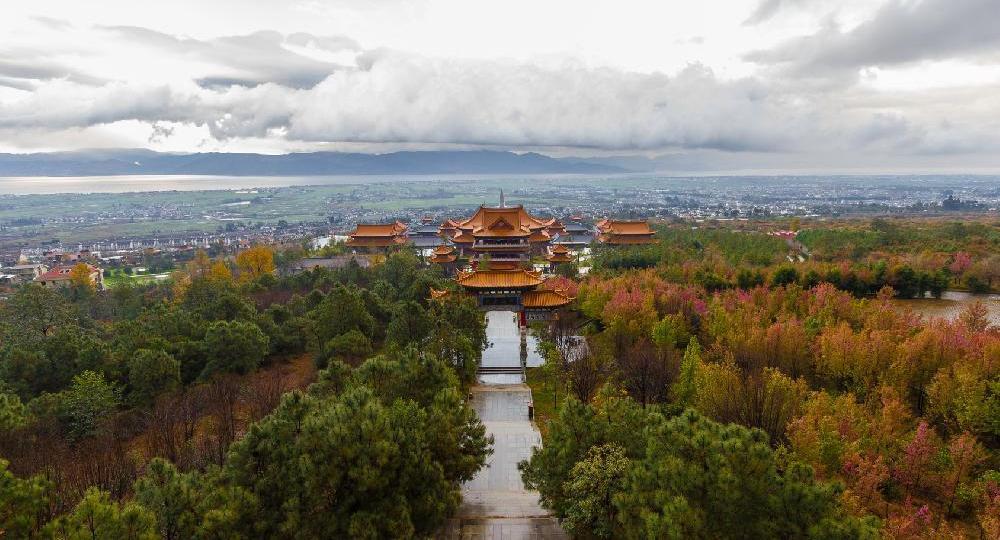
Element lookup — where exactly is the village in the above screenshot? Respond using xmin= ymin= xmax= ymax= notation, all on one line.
xmin=0 ymin=192 xmax=658 ymax=305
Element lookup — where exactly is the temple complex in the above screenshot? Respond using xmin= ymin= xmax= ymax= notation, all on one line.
xmin=344 ymin=195 xmax=659 ymax=321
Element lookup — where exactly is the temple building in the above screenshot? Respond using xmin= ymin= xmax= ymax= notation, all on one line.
xmin=345 ymin=221 xmax=409 ymax=251
xmin=449 ymin=204 xmax=556 ymax=269
xmin=455 ymin=268 xmax=544 ymax=307
xmin=521 ymin=289 xmax=575 ymax=322
xmin=444 ymin=267 xmax=572 ymax=323
xmin=544 ymin=244 xmax=574 ymax=271
xmin=595 ymin=219 xmax=656 ymax=245
xmin=428 ymin=244 xmax=459 ymax=275
xmin=409 ymin=216 xmax=445 ymax=252
xmin=553 ymin=220 xmax=596 ymax=248
xmin=439 ymin=218 xmax=461 ymax=239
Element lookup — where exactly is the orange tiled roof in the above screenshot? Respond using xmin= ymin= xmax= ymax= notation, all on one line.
xmin=546 ymin=244 xmax=573 ymax=262
xmin=545 ymin=219 xmax=566 ymax=234
xmin=474 ymin=211 xmax=531 ymax=237
xmin=37 ymin=264 xmax=99 ymax=281
xmin=455 ymin=269 xmax=543 ymax=289
xmin=350 ymin=221 xmax=407 ymax=237
xmin=459 ymin=205 xmax=548 ymax=233
xmin=430 ymin=245 xmax=458 ymax=263
xmin=522 ymin=289 xmax=573 ymax=308
xmin=528 ymin=229 xmax=551 ymax=243
xmin=451 ymin=232 xmax=475 ymax=243
xmin=596 ymin=219 xmax=653 ymax=235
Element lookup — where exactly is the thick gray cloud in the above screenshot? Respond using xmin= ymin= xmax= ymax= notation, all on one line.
xmin=0 ymin=53 xmax=817 ymax=152
xmin=1 ymin=42 xmax=996 ymax=156
xmin=748 ymin=0 xmax=1000 ymax=75
xmin=0 ymin=50 xmax=105 ymax=90
xmin=2 ymin=15 xmax=1000 ymax=160
xmin=102 ymin=26 xmax=357 ymax=88
xmin=0 ymin=80 xmax=207 ymax=129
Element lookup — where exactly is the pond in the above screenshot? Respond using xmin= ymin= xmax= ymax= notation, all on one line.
xmin=889 ymin=291 xmax=1000 ymax=325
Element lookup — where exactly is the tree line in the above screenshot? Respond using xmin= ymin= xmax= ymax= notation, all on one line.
xmin=591 ymin=220 xmax=1000 ymax=296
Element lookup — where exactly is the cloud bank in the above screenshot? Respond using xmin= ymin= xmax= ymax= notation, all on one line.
xmin=1 ymin=2 xmax=999 ymax=165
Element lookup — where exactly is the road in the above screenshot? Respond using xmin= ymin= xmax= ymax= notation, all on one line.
xmin=440 ymin=312 xmax=565 ymax=539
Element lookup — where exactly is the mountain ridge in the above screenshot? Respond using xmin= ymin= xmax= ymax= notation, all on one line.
xmin=0 ymin=149 xmax=629 ymax=177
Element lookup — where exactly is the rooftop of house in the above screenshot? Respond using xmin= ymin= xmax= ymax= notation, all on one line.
xmin=36 ymin=264 xmax=99 ymax=281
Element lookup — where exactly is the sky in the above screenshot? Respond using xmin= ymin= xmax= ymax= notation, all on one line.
xmin=1 ymin=0 xmax=999 ymax=172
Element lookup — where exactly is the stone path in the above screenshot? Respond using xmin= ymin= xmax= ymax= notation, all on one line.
xmin=440 ymin=385 xmax=566 ymax=539
xmin=440 ymin=312 xmax=565 ymax=539
xmin=481 ymin=311 xmax=544 ymax=379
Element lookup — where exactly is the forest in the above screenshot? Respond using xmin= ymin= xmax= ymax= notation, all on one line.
xmin=0 ymin=249 xmax=491 ymax=538
xmin=523 ymin=218 xmax=999 ymax=539
xmin=0 ymin=216 xmax=997 ymax=539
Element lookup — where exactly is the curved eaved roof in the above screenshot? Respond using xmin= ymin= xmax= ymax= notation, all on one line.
xmin=455 ymin=268 xmax=543 ymax=289
xmin=522 ymin=289 xmax=573 ymax=308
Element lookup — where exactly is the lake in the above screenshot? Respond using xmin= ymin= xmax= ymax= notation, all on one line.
xmin=0 ymin=173 xmax=619 ymax=195
xmin=890 ymin=291 xmax=1000 ymax=325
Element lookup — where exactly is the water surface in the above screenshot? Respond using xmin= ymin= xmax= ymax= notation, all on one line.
xmin=890 ymin=291 xmax=1000 ymax=325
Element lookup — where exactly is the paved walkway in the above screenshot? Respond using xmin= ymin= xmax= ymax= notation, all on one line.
xmin=480 ymin=312 xmax=544 ymax=385
xmin=440 ymin=312 xmax=565 ymax=539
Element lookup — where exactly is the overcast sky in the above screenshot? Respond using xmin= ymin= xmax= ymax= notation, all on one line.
xmin=1 ymin=0 xmax=999 ymax=171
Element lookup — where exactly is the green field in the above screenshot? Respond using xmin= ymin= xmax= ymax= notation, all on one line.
xmin=0 ymin=177 xmax=606 ymax=247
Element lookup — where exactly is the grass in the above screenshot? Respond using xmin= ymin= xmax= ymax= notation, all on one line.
xmin=103 ymin=269 xmax=172 ymax=288
xmin=525 ymin=366 xmax=568 ymax=441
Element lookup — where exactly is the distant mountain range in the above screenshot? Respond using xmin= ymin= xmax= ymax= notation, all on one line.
xmin=0 ymin=149 xmax=630 ymax=176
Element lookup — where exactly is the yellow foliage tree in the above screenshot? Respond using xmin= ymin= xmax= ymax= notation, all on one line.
xmin=236 ymin=245 xmax=275 ymax=282
xmin=209 ymin=259 xmax=233 ymax=283
xmin=69 ymin=263 xmax=95 ymax=291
